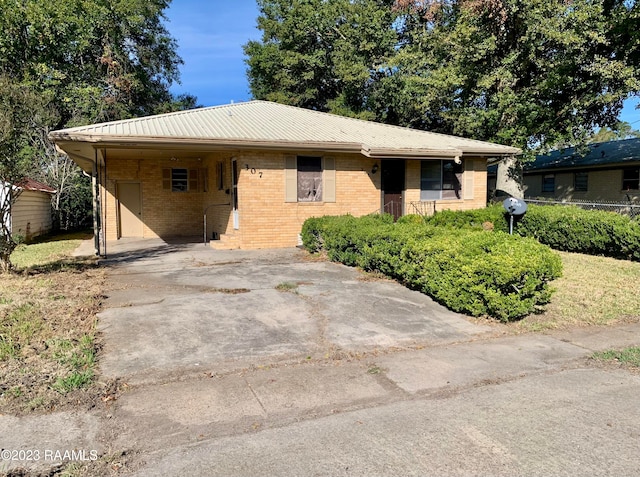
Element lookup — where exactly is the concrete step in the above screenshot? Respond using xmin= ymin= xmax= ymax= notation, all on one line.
xmin=209 ymin=233 xmax=240 ymax=250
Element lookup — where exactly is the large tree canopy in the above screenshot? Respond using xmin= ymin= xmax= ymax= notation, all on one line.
xmin=0 ymin=0 xmax=186 ymax=125
xmin=244 ymin=0 xmax=399 ymax=119
xmin=245 ymin=0 xmax=640 ymax=153
xmin=0 ymin=0 xmax=193 ymax=270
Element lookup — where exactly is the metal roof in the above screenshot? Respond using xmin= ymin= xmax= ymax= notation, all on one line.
xmin=525 ymin=138 xmax=640 ymax=172
xmin=50 ymin=100 xmax=520 ymax=159
xmin=18 ymin=178 xmax=56 ymax=193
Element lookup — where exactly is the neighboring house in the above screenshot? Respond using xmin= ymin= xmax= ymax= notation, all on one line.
xmin=522 ymin=138 xmax=640 ymax=202
xmin=49 ymin=100 xmax=519 ymax=252
xmin=1 ymin=179 xmax=55 ymax=241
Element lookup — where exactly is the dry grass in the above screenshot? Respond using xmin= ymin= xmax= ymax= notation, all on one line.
xmin=0 ymin=232 xmax=107 ymax=414
xmin=511 ymin=251 xmax=640 ymax=332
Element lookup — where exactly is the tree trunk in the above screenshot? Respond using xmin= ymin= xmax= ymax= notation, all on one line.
xmin=495 ymin=156 xmax=524 ymax=199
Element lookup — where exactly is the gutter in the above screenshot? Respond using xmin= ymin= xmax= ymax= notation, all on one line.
xmin=49 ymin=133 xmax=521 ymax=160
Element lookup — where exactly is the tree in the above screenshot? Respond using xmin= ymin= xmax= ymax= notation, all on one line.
xmin=0 ymin=77 xmax=57 ymax=271
xmin=244 ymin=0 xmax=399 ymax=119
xmin=246 ymin=0 xmax=640 ymax=150
xmin=390 ymin=0 xmax=640 ymax=153
xmin=588 ymin=121 xmax=640 ymax=144
xmin=0 ymin=0 xmax=190 ymax=271
xmin=246 ymin=0 xmax=640 ymax=197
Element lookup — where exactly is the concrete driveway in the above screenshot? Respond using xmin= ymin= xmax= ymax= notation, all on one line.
xmin=97 ymin=239 xmax=492 ymax=383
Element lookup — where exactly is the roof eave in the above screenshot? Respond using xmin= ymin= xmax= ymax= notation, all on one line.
xmin=49 ymin=133 xmax=522 ymax=161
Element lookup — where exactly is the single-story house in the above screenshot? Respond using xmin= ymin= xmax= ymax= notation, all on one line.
xmin=521 ymin=138 xmax=640 ymax=202
xmin=1 ymin=178 xmax=55 ymax=241
xmin=49 ymin=100 xmax=520 ymax=253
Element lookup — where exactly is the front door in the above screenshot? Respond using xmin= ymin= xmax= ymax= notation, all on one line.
xmin=118 ymin=182 xmax=143 ymax=238
xmin=382 ymin=160 xmax=405 ymax=220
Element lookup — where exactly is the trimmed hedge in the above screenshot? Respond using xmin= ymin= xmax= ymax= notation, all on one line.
xmin=302 ymin=215 xmax=562 ymax=322
xmin=425 ymin=204 xmax=640 ymax=261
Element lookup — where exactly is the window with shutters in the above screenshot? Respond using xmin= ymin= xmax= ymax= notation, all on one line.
xmin=163 ymin=168 xmax=207 ymax=192
xmin=420 ymin=160 xmax=462 ymax=200
xmin=284 ymin=156 xmax=335 ymax=203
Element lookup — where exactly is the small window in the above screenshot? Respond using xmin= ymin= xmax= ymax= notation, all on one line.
xmin=623 ymin=167 xmax=639 ymax=191
xmin=171 ymin=168 xmax=188 ymax=192
xmin=542 ymin=174 xmax=555 ymax=193
xmin=574 ymin=172 xmax=588 ymax=192
xmin=297 ymin=156 xmax=323 ymax=202
xmin=163 ymin=168 xmax=207 ymax=192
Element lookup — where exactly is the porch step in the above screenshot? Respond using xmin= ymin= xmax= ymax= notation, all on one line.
xmin=209 ymin=233 xmax=240 ymax=250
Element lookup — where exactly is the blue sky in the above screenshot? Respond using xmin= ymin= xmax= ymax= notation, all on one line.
xmin=165 ymin=0 xmax=261 ymax=106
xmin=165 ymin=1 xmax=640 ymax=127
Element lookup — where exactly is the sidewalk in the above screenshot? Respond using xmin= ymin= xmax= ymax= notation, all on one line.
xmin=2 ymin=321 xmax=639 ymax=475
xmin=122 ymin=322 xmax=640 ymax=476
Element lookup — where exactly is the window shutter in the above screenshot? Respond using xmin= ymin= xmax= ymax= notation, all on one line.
xmin=284 ymin=155 xmax=297 ymax=202
xmin=323 ymin=156 xmax=336 ymax=203
xmin=200 ymin=168 xmax=208 ymax=192
xmin=217 ymin=162 xmax=224 ymax=190
xmin=463 ymin=159 xmax=475 ymax=200
xmin=162 ymin=168 xmax=171 ymax=190
xmin=189 ymin=169 xmax=199 ymax=192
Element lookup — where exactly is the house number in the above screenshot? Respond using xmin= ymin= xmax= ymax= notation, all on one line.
xmin=245 ymin=165 xmax=262 ymax=177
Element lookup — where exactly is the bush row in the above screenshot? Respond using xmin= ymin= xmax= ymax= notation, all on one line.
xmin=302 ymin=214 xmax=562 ymax=322
xmin=423 ymin=204 xmax=640 ymax=261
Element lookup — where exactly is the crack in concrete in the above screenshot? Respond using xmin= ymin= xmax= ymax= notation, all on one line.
xmin=244 ymin=377 xmax=268 ymax=416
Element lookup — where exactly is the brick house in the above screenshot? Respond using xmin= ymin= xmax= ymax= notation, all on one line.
xmin=50 ymin=101 xmax=519 ymax=253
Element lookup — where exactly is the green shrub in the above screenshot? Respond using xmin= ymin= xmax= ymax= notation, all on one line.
xmin=517 ymin=205 xmax=640 ymax=260
xmin=397 ymin=230 xmax=562 ymax=320
xmin=396 ymin=214 xmax=426 ymax=225
xmin=302 ymin=215 xmax=562 ymax=321
xmin=425 ymin=204 xmax=640 ymax=261
xmin=425 ymin=205 xmax=508 ymax=232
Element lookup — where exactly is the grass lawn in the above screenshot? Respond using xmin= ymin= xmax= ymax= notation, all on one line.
xmin=511 ymin=251 xmax=640 ymax=332
xmin=592 ymin=347 xmax=640 ymax=369
xmin=0 ymin=231 xmax=108 ymax=414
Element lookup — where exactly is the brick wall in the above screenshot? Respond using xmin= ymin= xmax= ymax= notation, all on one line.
xmin=233 ymin=152 xmax=381 ymax=248
xmin=99 ymin=150 xmax=489 ymax=247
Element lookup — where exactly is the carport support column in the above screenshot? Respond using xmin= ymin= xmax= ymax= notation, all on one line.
xmin=92 ymin=157 xmax=100 ymax=256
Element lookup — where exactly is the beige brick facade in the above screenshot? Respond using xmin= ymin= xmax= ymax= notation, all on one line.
xmin=99 ymin=150 xmax=489 ymax=249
